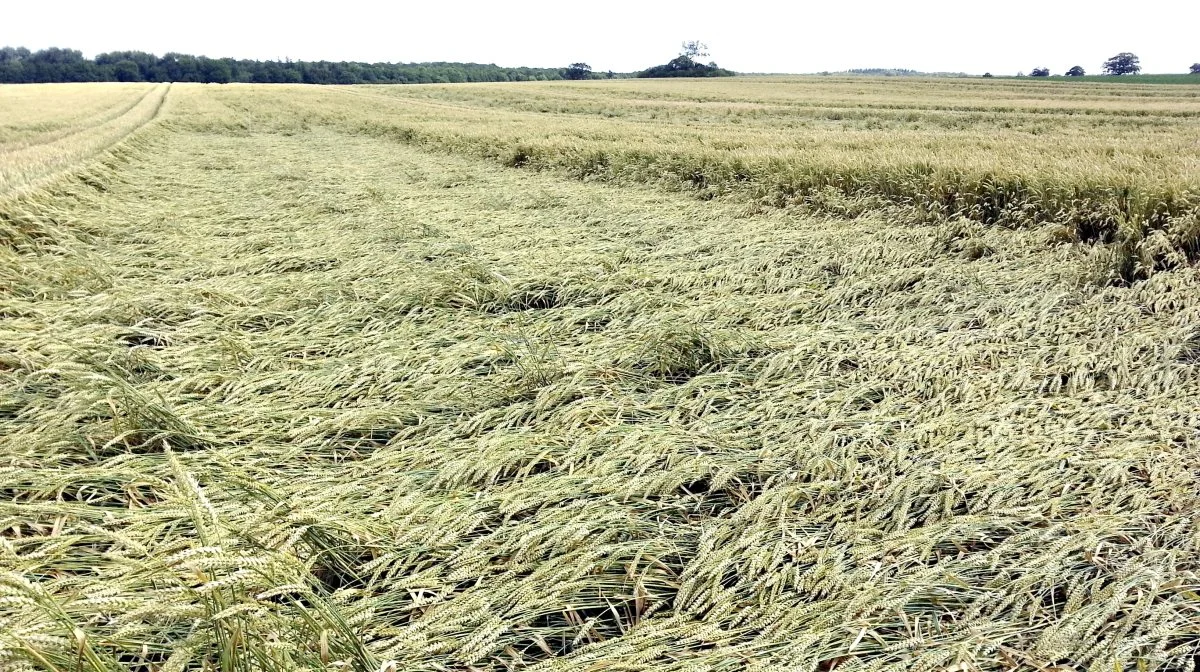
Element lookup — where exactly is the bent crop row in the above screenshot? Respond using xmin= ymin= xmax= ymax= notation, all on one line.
xmin=201 ymin=79 xmax=1200 ymax=284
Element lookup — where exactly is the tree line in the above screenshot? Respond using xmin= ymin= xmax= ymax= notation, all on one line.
xmin=1020 ymin=53 xmax=1200 ymax=78
xmin=1024 ymin=53 xmax=1141 ymax=77
xmin=1 ymin=42 xmax=737 ymax=85
xmin=0 ymin=47 xmax=573 ymax=84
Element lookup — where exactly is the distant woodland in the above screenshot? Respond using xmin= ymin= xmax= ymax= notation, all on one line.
xmin=0 ymin=45 xmax=743 ymax=84
xmin=0 ymin=47 xmax=575 ymax=84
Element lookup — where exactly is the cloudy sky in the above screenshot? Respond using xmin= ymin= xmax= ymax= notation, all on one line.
xmin=3 ymin=0 xmax=1197 ymax=75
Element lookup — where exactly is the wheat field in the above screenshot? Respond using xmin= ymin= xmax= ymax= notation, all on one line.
xmin=2 ymin=79 xmax=1200 ymax=671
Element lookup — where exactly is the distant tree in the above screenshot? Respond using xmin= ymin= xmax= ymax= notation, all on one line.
xmin=1030 ymin=67 xmax=1050 ymax=77
xmin=1103 ymin=52 xmax=1141 ymax=75
xmin=1065 ymin=65 xmax=1085 ymax=77
xmin=0 ymin=46 xmax=30 ymax=63
xmin=639 ymin=55 xmax=734 ymax=78
xmin=159 ymin=53 xmax=198 ymax=81
xmin=198 ymin=57 xmax=232 ymax=83
xmin=21 ymin=48 xmax=92 ymax=82
xmin=982 ymin=72 xmax=994 ymax=78
xmin=112 ymin=59 xmax=141 ymax=82
xmin=681 ymin=41 xmax=709 ymax=60
xmin=1016 ymin=71 xmax=1025 ymax=77
xmin=1191 ymin=63 xmax=1200 ymax=74
xmin=97 ymin=51 xmax=159 ymax=80
xmin=0 ymin=47 xmax=30 ymax=83
xmin=638 ymin=41 xmax=733 ymax=79
xmin=564 ymin=62 xmax=592 ymax=80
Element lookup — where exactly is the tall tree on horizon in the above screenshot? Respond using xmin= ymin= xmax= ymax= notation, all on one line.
xmin=1103 ymin=52 xmax=1141 ymax=75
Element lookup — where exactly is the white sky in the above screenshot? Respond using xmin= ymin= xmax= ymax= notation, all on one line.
xmin=3 ymin=0 xmax=1198 ymax=75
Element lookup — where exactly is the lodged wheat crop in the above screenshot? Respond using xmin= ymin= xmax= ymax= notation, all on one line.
xmin=188 ymin=79 xmax=1200 ymax=282
xmin=1 ymin=80 xmax=1200 ymax=671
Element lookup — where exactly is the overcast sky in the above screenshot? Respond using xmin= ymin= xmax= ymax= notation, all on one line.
xmin=3 ymin=0 xmax=1198 ymax=75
